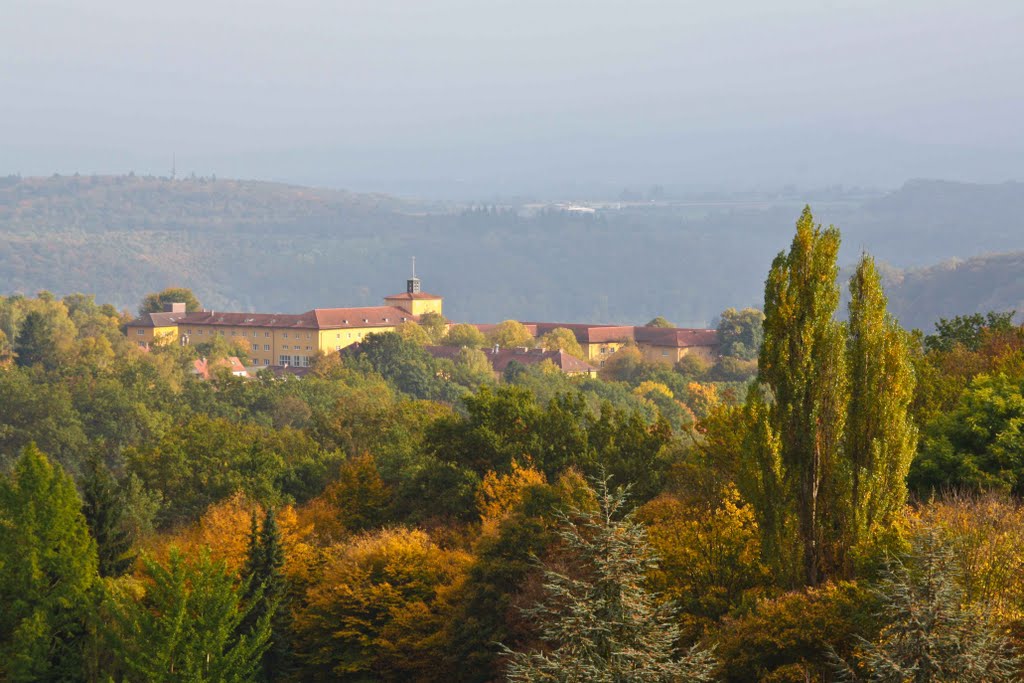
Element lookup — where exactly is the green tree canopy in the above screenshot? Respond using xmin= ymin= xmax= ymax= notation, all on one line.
xmin=924 ymin=311 xmax=1016 ymax=353
xmin=488 ymin=320 xmax=534 ymax=349
xmin=0 ymin=444 xmax=99 ymax=681
xmin=716 ymin=307 xmax=765 ymax=360
xmin=443 ymin=323 xmax=488 ymax=348
xmin=138 ymin=287 xmax=202 ymax=316
xmin=538 ymin=327 xmax=585 ymax=359
xmin=646 ymin=316 xmax=675 ymax=328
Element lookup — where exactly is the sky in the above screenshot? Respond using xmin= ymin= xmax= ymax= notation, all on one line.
xmin=3 ymin=0 xmax=1023 ymax=198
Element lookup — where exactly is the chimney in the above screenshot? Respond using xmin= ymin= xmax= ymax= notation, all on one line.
xmin=164 ymin=302 xmax=186 ymax=313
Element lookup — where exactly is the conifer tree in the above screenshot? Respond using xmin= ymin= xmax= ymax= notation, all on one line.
xmin=13 ymin=310 xmax=57 ymax=368
xmin=0 ymin=444 xmax=99 ymax=681
xmin=106 ymin=548 xmax=271 ymax=681
xmin=833 ymin=532 xmax=1021 ymax=682
xmin=81 ymin=452 xmax=135 ymax=577
xmin=242 ymin=507 xmax=288 ymax=681
xmin=503 ymin=478 xmax=717 ymax=682
xmin=844 ymin=255 xmax=917 ymax=559
xmin=755 ymin=206 xmax=848 ymax=586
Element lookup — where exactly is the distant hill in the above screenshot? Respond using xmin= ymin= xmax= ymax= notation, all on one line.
xmin=1 ymin=175 xmax=1022 ymax=329
xmin=880 ymin=252 xmax=1024 ymax=331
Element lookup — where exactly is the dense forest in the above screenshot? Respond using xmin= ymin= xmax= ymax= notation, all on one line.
xmin=3 ymin=206 xmax=1024 ymax=681
xmin=1 ymin=174 xmax=1023 ymax=328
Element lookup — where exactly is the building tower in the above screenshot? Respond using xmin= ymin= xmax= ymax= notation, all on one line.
xmin=383 ymin=257 xmax=443 ymax=317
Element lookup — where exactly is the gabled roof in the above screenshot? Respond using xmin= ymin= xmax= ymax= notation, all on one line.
xmin=192 ymin=356 xmax=249 ymax=380
xmin=383 ymin=292 xmax=443 ymax=300
xmin=176 ymin=310 xmax=318 ymax=328
xmin=633 ymin=327 xmax=719 ymax=348
xmin=423 ymin=345 xmax=598 ymax=375
xmin=126 ymin=311 xmax=189 ymax=328
xmin=314 ymin=306 xmax=415 ymax=329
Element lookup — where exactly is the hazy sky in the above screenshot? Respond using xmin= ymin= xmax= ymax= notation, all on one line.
xmin=3 ymin=0 xmax=1022 ymax=197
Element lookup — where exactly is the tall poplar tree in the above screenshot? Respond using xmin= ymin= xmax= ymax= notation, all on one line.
xmin=844 ymin=255 xmax=917 ymax=560
xmin=755 ymin=206 xmax=848 ymax=587
xmin=0 ymin=444 xmax=99 ymax=681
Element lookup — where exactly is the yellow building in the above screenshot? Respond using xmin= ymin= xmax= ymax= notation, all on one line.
xmin=125 ymin=277 xmax=443 ymax=367
xmin=522 ymin=322 xmax=718 ymax=367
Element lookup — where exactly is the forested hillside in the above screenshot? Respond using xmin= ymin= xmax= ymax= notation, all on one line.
xmin=4 ymin=208 xmax=1024 ymax=680
xmin=1 ymin=175 xmax=1023 ymax=330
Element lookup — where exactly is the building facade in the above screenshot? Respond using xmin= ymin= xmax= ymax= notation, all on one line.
xmin=125 ymin=277 xmax=443 ymax=367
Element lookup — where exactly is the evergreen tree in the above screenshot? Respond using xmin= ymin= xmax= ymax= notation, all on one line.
xmin=844 ymin=255 xmax=917 ymax=561
xmin=242 ymin=507 xmax=288 ymax=681
xmin=13 ymin=310 xmax=57 ymax=368
xmin=833 ymin=532 xmax=1020 ymax=682
xmin=502 ymin=478 xmax=717 ymax=682
xmin=106 ymin=548 xmax=272 ymax=682
xmin=0 ymin=444 xmax=99 ymax=681
xmin=753 ymin=206 xmax=848 ymax=586
xmin=81 ymin=452 xmax=136 ymax=577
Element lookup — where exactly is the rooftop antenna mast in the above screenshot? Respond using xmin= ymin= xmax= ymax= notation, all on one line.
xmin=411 ymin=256 xmax=416 ymax=279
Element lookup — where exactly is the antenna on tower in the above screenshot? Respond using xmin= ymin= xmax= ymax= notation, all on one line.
xmin=411 ymin=256 xmax=416 ymax=279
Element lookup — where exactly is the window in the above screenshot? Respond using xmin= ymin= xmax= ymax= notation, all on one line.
xmin=136 ymin=329 xmax=144 ymax=335
xmin=138 ymin=341 xmax=146 ymax=347
xmin=264 ymin=344 xmax=270 ymax=351
xmin=283 ymin=332 xmax=288 ymax=338
xmin=661 ymin=350 xmax=669 ymax=356
xmin=265 ymin=332 xmax=270 ymax=337
xmin=230 ymin=330 xmax=236 ymax=336
xmin=306 ymin=333 xmax=311 ymax=339
xmin=197 ymin=329 xmax=203 ymax=335
xmin=263 ymin=359 xmax=270 ymax=365
xmin=187 ymin=329 xmax=192 ymax=334
xmin=279 ymin=355 xmax=290 ymax=365
xmin=306 ymin=345 xmax=312 ymax=351
xmin=300 ymin=356 xmax=310 ymax=367
xmin=335 ymin=346 xmax=341 ymax=351
xmin=252 ymin=344 xmax=259 ymax=351
xmin=336 ymin=333 xmax=340 ymax=339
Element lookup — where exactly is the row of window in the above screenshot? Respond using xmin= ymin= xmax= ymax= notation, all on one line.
xmin=278 ymin=355 xmax=311 ymax=367
xmin=249 ymin=344 xmax=312 ymax=351
xmin=182 ymin=329 xmax=314 ymax=339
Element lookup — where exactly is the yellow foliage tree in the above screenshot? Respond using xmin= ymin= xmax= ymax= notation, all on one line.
xmin=294 ymin=527 xmax=471 ymax=681
xmin=476 ymin=460 xmax=547 ymax=534
xmin=637 ymin=486 xmax=766 ymax=636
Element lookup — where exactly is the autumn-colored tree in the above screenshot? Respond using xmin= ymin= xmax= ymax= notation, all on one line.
xmin=443 ymin=323 xmax=488 ymax=348
xmin=638 ymin=486 xmax=767 ymax=637
xmin=395 ymin=320 xmax=432 ymax=345
xmin=539 ymin=327 xmax=586 ymax=359
xmin=476 ymin=460 xmax=547 ymax=534
xmin=488 ymin=320 xmax=534 ymax=349
xmin=843 ymin=255 xmax=917 ymax=563
xmin=752 ymin=206 xmax=848 ymax=586
xmin=294 ymin=527 xmax=471 ymax=681
xmin=417 ymin=311 xmax=449 ymax=343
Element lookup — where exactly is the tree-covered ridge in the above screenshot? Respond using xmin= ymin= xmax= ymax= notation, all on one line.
xmin=3 ymin=174 xmax=1023 ymax=327
xmin=3 ymin=206 xmax=1024 ymax=680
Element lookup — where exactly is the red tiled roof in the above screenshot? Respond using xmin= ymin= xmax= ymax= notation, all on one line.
xmin=423 ymin=345 xmax=597 ymax=375
xmin=125 ymin=311 xmax=189 ymax=328
xmin=165 ymin=306 xmax=414 ymax=330
xmin=633 ymin=327 xmax=719 ymax=347
xmin=383 ymin=292 xmax=443 ymax=300
xmin=192 ymin=356 xmax=249 ymax=380
xmin=519 ymin=322 xmax=719 ymax=348
xmin=314 ymin=306 xmax=416 ymax=328
xmin=177 ymin=310 xmax=318 ymax=328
